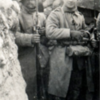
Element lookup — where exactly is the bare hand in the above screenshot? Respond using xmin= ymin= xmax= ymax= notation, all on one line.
xmin=31 ymin=34 xmax=40 ymax=43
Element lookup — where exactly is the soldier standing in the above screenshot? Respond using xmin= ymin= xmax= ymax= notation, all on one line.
xmin=15 ymin=0 xmax=49 ymax=100
xmin=46 ymin=0 xmax=94 ymax=100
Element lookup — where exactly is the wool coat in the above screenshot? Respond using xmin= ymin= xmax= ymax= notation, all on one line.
xmin=15 ymin=6 xmax=49 ymax=100
xmin=46 ymin=7 xmax=94 ymax=97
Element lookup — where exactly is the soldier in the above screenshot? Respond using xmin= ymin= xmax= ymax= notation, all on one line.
xmin=46 ymin=0 xmax=94 ymax=100
xmin=15 ymin=0 xmax=49 ymax=100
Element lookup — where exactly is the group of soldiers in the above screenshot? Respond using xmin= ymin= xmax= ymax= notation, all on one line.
xmin=0 ymin=0 xmax=99 ymax=100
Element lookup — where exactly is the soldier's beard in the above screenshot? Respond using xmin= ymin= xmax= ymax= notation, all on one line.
xmin=63 ymin=1 xmax=77 ymax=12
xmin=23 ymin=4 xmax=36 ymax=14
xmin=67 ymin=1 xmax=76 ymax=8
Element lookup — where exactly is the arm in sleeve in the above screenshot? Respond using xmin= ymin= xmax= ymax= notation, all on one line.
xmin=15 ymin=31 xmax=34 ymax=47
xmin=46 ymin=11 xmax=70 ymax=40
xmin=14 ymin=19 xmax=34 ymax=47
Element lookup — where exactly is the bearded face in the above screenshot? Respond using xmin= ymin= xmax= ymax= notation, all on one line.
xmin=22 ymin=0 xmax=36 ymax=9
xmin=63 ymin=0 xmax=77 ymax=9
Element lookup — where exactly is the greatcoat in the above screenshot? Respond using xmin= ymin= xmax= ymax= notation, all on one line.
xmin=46 ymin=7 xmax=94 ymax=98
xmin=15 ymin=6 xmax=49 ymax=100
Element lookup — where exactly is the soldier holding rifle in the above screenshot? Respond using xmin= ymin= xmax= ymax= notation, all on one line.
xmin=15 ymin=0 xmax=49 ymax=100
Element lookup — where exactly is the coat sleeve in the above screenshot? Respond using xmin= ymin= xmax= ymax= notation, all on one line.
xmin=15 ymin=31 xmax=33 ymax=47
xmin=97 ymin=13 xmax=100 ymax=35
xmin=46 ymin=11 xmax=70 ymax=39
xmin=14 ymin=16 xmax=34 ymax=47
xmin=15 ymin=13 xmax=46 ymax=47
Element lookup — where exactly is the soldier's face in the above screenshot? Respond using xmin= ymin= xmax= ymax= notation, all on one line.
xmin=64 ymin=0 xmax=77 ymax=9
xmin=23 ymin=0 xmax=36 ymax=9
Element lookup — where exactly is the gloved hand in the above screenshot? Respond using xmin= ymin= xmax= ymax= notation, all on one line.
xmin=70 ymin=30 xmax=83 ymax=41
xmin=31 ymin=34 xmax=40 ymax=43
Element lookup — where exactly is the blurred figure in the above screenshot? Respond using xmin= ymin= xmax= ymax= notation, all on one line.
xmin=43 ymin=0 xmax=63 ymax=17
xmin=43 ymin=0 xmax=55 ymax=8
xmin=52 ymin=0 xmax=63 ymax=10
xmin=15 ymin=0 xmax=49 ymax=100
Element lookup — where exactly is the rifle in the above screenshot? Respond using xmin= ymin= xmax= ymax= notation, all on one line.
xmin=35 ymin=0 xmax=45 ymax=100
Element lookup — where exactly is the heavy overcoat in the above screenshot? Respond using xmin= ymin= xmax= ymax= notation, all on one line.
xmin=15 ymin=6 xmax=49 ymax=100
xmin=46 ymin=7 xmax=93 ymax=97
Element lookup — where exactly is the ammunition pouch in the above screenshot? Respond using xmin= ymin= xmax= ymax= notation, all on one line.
xmin=66 ymin=45 xmax=92 ymax=57
xmin=57 ymin=39 xmax=88 ymax=46
xmin=57 ymin=39 xmax=92 ymax=57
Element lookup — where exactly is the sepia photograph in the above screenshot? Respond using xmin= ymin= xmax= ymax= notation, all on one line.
xmin=0 ymin=0 xmax=99 ymax=100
